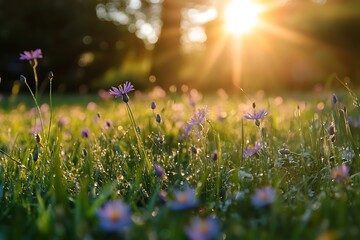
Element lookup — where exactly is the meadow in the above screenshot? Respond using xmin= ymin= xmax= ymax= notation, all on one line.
xmin=1 ymin=50 xmax=360 ymax=240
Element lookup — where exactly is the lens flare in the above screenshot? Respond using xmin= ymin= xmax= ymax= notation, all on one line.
xmin=225 ymin=0 xmax=262 ymax=35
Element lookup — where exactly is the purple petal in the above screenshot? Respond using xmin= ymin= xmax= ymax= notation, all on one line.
xmin=244 ymin=113 xmax=254 ymax=119
xmin=109 ymin=87 xmax=122 ymax=97
xmin=33 ymin=49 xmax=43 ymax=58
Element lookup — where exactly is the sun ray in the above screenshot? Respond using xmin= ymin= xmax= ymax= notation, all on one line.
xmin=258 ymin=21 xmax=319 ymax=47
xmin=196 ymin=33 xmax=229 ymax=85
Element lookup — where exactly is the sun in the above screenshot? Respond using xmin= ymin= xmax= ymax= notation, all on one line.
xmin=225 ymin=0 xmax=262 ymax=35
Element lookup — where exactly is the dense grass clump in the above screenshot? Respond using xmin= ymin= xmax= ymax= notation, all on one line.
xmin=2 ymin=50 xmax=360 ymax=238
xmin=0 ymin=82 xmax=359 ymax=239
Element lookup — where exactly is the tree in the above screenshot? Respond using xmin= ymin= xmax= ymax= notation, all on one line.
xmin=0 ymin=0 xmax=133 ymax=92
xmin=150 ymin=0 xmax=187 ymax=88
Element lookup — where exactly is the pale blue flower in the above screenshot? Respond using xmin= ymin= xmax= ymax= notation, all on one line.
xmin=244 ymin=142 xmax=262 ymax=158
xmin=188 ymin=106 xmax=208 ymax=127
xmin=251 ymin=186 xmax=276 ymax=207
xmin=97 ymin=200 xmax=132 ymax=232
xmin=244 ymin=109 xmax=267 ymax=120
xmin=168 ymin=188 xmax=198 ymax=210
xmin=185 ymin=216 xmax=219 ymax=240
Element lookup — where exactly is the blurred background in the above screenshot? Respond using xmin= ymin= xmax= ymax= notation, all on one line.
xmin=0 ymin=0 xmax=359 ymax=94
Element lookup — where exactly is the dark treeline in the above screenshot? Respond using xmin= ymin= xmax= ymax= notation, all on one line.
xmin=0 ymin=0 xmax=359 ymax=93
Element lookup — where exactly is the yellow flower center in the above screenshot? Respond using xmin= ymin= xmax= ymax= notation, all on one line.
xmin=259 ymin=192 xmax=268 ymax=200
xmin=109 ymin=211 xmax=121 ymax=222
xmin=199 ymin=222 xmax=209 ymax=233
xmin=333 ymin=171 xmax=342 ymax=178
xmin=249 ymin=145 xmax=255 ymax=150
xmin=177 ymin=192 xmax=188 ymax=203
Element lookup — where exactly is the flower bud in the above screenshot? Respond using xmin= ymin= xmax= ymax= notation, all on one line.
xmin=278 ymin=149 xmax=290 ymax=155
xmin=332 ymin=94 xmax=337 ymax=105
xmin=105 ymin=120 xmax=111 ymax=128
xmin=212 ymin=151 xmax=218 ymax=161
xmin=82 ymin=148 xmax=87 ymax=157
xmin=328 ymin=124 xmax=335 ymax=135
xmin=151 ymin=102 xmax=156 ymax=110
xmin=154 ymin=164 xmax=164 ymax=178
xmin=48 ymin=71 xmax=54 ymax=80
xmin=35 ymin=133 xmax=41 ymax=144
xmin=191 ymin=146 xmax=197 ymax=154
xmin=156 ymin=114 xmax=161 ymax=123
xmin=122 ymin=94 xmax=129 ymax=103
xmin=81 ymin=128 xmax=89 ymax=138
xmin=33 ymin=151 xmax=38 ymax=161
xmin=20 ymin=75 xmax=26 ymax=82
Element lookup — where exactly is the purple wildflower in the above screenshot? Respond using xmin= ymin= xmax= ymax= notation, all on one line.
xmin=331 ymin=164 xmax=349 ymax=181
xmin=185 ymin=216 xmax=219 ymax=240
xmin=19 ymin=49 xmax=43 ymax=61
xmin=81 ymin=128 xmax=89 ymax=138
xmin=168 ymin=188 xmax=198 ymax=210
xmin=180 ymin=124 xmax=193 ymax=139
xmin=188 ymin=106 xmax=208 ymax=126
xmin=244 ymin=142 xmax=262 ymax=158
xmin=244 ymin=109 xmax=267 ymax=120
xmin=154 ymin=164 xmax=165 ymax=178
xmin=97 ymin=200 xmax=132 ymax=232
xmin=109 ymin=81 xmax=135 ymax=103
xmin=251 ymin=186 xmax=276 ymax=208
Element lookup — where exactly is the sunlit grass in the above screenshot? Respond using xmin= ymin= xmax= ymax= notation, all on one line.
xmin=0 ymin=86 xmax=359 ymax=239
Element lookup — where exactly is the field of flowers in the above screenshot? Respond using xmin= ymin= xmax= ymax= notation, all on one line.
xmin=1 ymin=50 xmax=360 ymax=239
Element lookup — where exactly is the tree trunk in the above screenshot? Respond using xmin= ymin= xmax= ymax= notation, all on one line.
xmin=150 ymin=0 xmax=186 ymax=88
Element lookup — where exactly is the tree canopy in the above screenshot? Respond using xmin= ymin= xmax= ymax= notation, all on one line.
xmin=1 ymin=0 xmax=359 ymax=93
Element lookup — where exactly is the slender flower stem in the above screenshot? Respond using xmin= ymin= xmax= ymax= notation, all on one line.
xmin=47 ymin=73 xmax=54 ymax=147
xmin=23 ymin=79 xmax=45 ymax=136
xmin=32 ymin=59 xmax=39 ymax=99
xmin=125 ymin=102 xmax=152 ymax=171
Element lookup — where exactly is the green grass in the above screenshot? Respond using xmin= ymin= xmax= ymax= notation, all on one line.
xmin=0 ymin=88 xmax=359 ymax=239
